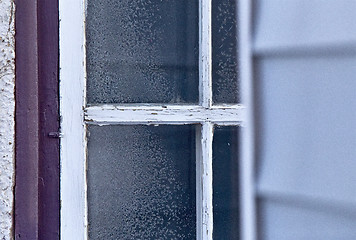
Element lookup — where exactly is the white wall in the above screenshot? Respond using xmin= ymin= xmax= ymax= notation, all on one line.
xmin=0 ymin=0 xmax=15 ymax=239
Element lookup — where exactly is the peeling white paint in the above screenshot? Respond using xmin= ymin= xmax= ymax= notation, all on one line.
xmin=60 ymin=0 xmax=88 ymax=239
xmin=85 ymin=104 xmax=245 ymax=125
xmin=60 ymin=0 xmax=242 ymax=238
xmin=200 ymin=123 xmax=213 ymax=240
xmin=199 ymin=0 xmax=212 ymax=108
xmin=0 ymin=0 xmax=15 ymax=239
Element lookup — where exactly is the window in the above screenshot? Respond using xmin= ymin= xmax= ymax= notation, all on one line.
xmin=59 ymin=0 xmax=250 ymax=239
xmin=14 ymin=0 xmax=356 ymax=239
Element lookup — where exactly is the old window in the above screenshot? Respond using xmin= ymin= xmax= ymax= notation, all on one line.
xmin=15 ymin=0 xmax=356 ymax=239
xmin=59 ymin=0 xmax=250 ymax=239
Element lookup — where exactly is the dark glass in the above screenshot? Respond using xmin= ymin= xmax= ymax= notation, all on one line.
xmin=87 ymin=125 xmax=196 ymax=239
xmin=86 ymin=0 xmax=199 ymax=104
xmin=213 ymin=126 xmax=239 ymax=240
xmin=212 ymin=0 xmax=239 ymax=103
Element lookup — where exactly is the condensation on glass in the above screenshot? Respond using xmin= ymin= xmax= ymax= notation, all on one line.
xmin=86 ymin=0 xmax=199 ymax=104
xmin=213 ymin=126 xmax=239 ymax=240
xmin=87 ymin=125 xmax=196 ymax=239
xmin=212 ymin=0 xmax=239 ymax=104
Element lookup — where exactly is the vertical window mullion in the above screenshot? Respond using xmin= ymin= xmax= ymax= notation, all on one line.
xmin=198 ymin=122 xmax=214 ymax=240
xmin=199 ymin=0 xmax=213 ymax=238
xmin=199 ymin=0 xmax=213 ymax=108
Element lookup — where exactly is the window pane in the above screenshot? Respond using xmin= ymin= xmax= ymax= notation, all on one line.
xmin=86 ymin=0 xmax=199 ymax=104
xmin=213 ymin=126 xmax=239 ymax=240
xmin=212 ymin=0 xmax=239 ymax=104
xmin=87 ymin=125 xmax=196 ymax=239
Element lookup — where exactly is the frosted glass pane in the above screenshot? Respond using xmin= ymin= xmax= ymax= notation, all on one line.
xmin=213 ymin=126 xmax=239 ymax=240
xmin=259 ymin=199 xmax=356 ymax=240
xmin=257 ymin=56 xmax=356 ymax=204
xmin=86 ymin=0 xmax=199 ymax=104
xmin=212 ymin=0 xmax=239 ymax=103
xmin=87 ymin=125 xmax=196 ymax=239
xmin=254 ymin=0 xmax=356 ymax=51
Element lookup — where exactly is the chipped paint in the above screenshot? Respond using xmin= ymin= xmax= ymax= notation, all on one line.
xmin=84 ymin=104 xmax=245 ymax=125
xmin=0 ymin=0 xmax=15 ymax=239
xmin=60 ymin=0 xmax=243 ymax=239
xmin=60 ymin=0 xmax=88 ymax=238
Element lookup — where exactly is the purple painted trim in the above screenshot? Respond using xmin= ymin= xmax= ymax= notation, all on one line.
xmin=15 ymin=0 xmax=39 ymax=238
xmin=15 ymin=0 xmax=59 ymax=239
xmin=38 ymin=0 xmax=60 ymax=237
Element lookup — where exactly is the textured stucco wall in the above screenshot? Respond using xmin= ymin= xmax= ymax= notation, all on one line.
xmin=0 ymin=0 xmax=15 ymax=239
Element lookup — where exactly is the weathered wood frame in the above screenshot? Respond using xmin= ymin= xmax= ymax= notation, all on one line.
xmin=60 ymin=0 xmax=87 ymax=239
xmin=60 ymin=0 xmax=252 ymax=240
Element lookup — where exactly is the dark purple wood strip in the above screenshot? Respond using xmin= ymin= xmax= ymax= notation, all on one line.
xmin=15 ymin=0 xmax=60 ymax=239
xmin=37 ymin=0 xmax=60 ymax=238
xmin=14 ymin=0 xmax=39 ymax=239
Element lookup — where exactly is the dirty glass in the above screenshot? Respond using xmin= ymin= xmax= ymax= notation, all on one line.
xmin=212 ymin=0 xmax=239 ymax=104
xmin=213 ymin=126 xmax=240 ymax=240
xmin=86 ymin=0 xmax=199 ymax=104
xmin=87 ymin=125 xmax=196 ymax=239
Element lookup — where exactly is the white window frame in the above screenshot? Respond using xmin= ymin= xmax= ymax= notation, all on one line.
xmin=59 ymin=0 xmax=255 ymax=239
